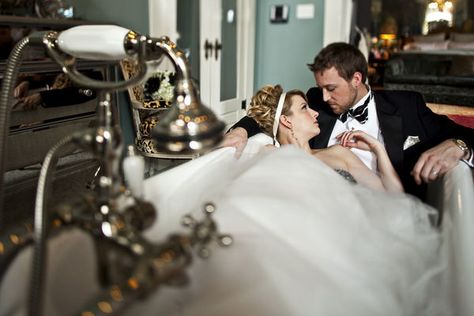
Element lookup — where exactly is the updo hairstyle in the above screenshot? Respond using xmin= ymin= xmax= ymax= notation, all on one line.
xmin=247 ymin=84 xmax=307 ymax=136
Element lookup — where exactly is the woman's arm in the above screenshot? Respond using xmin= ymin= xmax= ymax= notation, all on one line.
xmin=337 ymin=130 xmax=403 ymax=193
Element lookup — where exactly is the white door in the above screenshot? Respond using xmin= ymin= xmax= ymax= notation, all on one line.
xmin=149 ymin=0 xmax=254 ymax=127
xmin=200 ymin=0 xmax=241 ymax=126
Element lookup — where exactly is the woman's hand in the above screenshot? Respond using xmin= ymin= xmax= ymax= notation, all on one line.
xmin=337 ymin=130 xmax=403 ymax=193
xmin=336 ymin=130 xmax=382 ymax=152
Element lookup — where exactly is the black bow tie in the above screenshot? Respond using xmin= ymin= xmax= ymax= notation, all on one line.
xmin=339 ymin=92 xmax=373 ymax=124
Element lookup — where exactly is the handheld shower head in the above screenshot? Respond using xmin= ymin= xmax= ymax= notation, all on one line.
xmin=56 ymin=25 xmax=135 ymax=60
xmin=55 ymin=25 xmax=225 ymax=154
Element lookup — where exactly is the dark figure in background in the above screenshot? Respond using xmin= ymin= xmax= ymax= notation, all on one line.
xmin=0 ymin=26 xmax=14 ymax=59
xmin=225 ymin=42 xmax=474 ymax=201
xmin=12 ymin=72 xmax=101 ymax=111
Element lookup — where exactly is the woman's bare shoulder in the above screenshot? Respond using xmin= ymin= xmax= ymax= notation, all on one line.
xmin=312 ymin=145 xmax=351 ymax=169
xmin=318 ymin=144 xmax=366 ymax=167
xmin=318 ymin=144 xmax=352 ymax=156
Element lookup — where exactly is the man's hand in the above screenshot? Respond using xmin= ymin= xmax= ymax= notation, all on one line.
xmin=14 ymin=81 xmax=30 ymax=98
xmin=12 ymin=93 xmax=42 ymax=111
xmin=411 ymin=139 xmax=466 ymax=185
xmin=219 ymin=127 xmax=248 ymax=158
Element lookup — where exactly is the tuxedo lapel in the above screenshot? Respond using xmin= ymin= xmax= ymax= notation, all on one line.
xmin=374 ymin=93 xmax=404 ymax=171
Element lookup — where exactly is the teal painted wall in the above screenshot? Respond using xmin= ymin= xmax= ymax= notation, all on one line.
xmin=74 ymin=0 xmax=149 ymax=34
xmin=254 ymin=0 xmax=324 ymax=93
xmin=73 ymin=0 xmax=150 ymax=146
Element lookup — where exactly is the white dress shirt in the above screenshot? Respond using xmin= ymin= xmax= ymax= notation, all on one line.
xmin=327 ymin=90 xmax=384 ymax=172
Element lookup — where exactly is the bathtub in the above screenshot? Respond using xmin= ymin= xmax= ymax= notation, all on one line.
xmin=0 ymin=141 xmax=473 ymax=316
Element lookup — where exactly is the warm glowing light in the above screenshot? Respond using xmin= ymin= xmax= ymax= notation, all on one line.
xmin=127 ymin=277 xmax=140 ymax=289
xmin=110 ymin=286 xmax=124 ymax=302
xmin=9 ymin=234 xmax=19 ymax=245
xmin=423 ymin=0 xmax=454 ymax=34
xmin=380 ymin=33 xmax=396 ymax=40
xmin=97 ymin=301 xmax=113 ymax=314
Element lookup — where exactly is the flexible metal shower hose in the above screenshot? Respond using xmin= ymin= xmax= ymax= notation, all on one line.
xmin=29 ymin=134 xmax=77 ymax=316
xmin=0 ymin=37 xmax=31 ymax=223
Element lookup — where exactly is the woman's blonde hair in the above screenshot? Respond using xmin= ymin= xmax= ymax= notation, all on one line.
xmin=247 ymin=84 xmax=307 ymax=136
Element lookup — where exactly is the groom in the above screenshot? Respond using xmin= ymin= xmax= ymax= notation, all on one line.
xmin=225 ymin=42 xmax=474 ymax=200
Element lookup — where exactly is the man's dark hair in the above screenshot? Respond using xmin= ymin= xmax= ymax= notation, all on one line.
xmin=307 ymin=42 xmax=368 ymax=83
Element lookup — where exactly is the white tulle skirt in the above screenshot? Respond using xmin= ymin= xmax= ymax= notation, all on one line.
xmin=0 ymin=146 xmax=450 ymax=316
xmin=133 ymin=146 xmax=448 ymax=316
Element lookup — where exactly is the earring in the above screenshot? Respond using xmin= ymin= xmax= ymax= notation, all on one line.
xmin=290 ymin=128 xmax=298 ymax=143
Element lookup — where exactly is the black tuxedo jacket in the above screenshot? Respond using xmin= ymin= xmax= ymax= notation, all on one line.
xmin=232 ymin=88 xmax=474 ymax=199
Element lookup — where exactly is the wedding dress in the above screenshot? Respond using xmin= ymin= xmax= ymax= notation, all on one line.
xmin=0 ymin=146 xmax=450 ymax=316
xmin=130 ymin=145 xmax=449 ymax=316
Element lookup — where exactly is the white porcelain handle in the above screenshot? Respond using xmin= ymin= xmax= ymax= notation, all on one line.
xmin=57 ymin=25 xmax=132 ymax=60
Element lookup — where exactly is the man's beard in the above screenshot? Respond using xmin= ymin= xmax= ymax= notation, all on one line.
xmin=345 ymin=85 xmax=359 ymax=111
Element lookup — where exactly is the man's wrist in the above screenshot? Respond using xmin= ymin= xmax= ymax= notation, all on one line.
xmin=451 ymin=139 xmax=470 ymax=159
xmin=452 ymin=138 xmax=474 ymax=167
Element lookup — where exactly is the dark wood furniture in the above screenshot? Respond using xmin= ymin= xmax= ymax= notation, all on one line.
xmin=384 ymin=50 xmax=474 ymax=107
